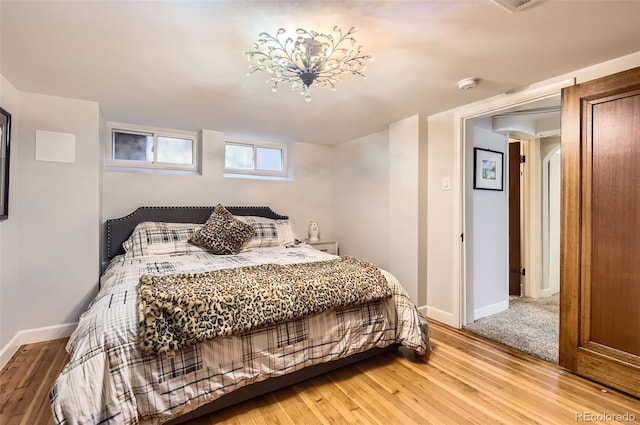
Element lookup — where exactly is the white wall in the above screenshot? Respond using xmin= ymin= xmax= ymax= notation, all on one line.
xmin=426 ymin=113 xmax=456 ymax=323
xmin=102 ymin=130 xmax=334 ymax=242
xmin=388 ymin=115 xmax=428 ymax=305
xmin=469 ymin=117 xmax=508 ymax=319
xmin=540 ymin=136 xmax=561 ymax=160
xmin=333 ymin=116 xmax=428 ymax=307
xmin=0 ymin=87 xmax=101 ymax=364
xmin=333 ymin=130 xmax=390 ymax=269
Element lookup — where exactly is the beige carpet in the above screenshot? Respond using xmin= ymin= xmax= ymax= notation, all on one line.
xmin=463 ymin=294 xmax=559 ymax=363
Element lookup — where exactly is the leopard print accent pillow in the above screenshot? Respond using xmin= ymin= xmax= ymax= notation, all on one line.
xmin=188 ymin=204 xmax=255 ymax=255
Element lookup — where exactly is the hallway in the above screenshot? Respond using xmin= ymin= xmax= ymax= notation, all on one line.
xmin=463 ymin=294 xmax=559 ymax=363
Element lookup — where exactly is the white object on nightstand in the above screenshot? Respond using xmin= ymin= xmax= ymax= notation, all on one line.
xmin=308 ymin=240 xmax=339 ymax=255
xmin=308 ymin=220 xmax=320 ymax=242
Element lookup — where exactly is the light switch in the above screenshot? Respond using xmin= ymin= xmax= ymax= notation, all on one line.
xmin=442 ymin=176 xmax=451 ymax=191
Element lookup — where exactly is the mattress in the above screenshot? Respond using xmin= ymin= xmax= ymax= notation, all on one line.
xmin=50 ymin=245 xmax=430 ymax=424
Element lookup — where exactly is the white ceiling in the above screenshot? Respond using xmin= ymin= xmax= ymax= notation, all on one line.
xmin=1 ymin=0 xmax=639 ymax=145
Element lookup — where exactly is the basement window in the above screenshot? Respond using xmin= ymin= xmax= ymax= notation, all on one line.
xmin=224 ymin=139 xmax=289 ymax=178
xmin=106 ymin=122 xmax=199 ymax=173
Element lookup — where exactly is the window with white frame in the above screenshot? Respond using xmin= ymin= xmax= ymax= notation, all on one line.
xmin=224 ymin=139 xmax=288 ymax=178
xmin=106 ymin=123 xmax=199 ymax=172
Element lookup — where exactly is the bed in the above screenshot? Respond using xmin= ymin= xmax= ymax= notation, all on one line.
xmin=50 ymin=205 xmax=430 ymax=424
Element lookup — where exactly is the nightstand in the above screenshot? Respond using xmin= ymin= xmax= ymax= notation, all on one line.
xmin=307 ymin=240 xmax=339 ymax=255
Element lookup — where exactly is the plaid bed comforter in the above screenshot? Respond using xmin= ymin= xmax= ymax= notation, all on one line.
xmin=50 ymin=245 xmax=430 ymax=424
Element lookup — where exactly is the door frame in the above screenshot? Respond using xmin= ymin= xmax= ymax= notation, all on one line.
xmin=520 ymin=136 xmax=543 ymax=299
xmin=453 ymin=78 xmax=574 ymax=327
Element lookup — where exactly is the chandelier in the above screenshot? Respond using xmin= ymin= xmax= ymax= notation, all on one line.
xmin=245 ymin=26 xmax=371 ymax=102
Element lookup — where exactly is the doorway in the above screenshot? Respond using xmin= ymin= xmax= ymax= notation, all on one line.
xmin=453 ymin=78 xmax=574 ymax=329
xmin=461 ymin=97 xmax=562 ymax=362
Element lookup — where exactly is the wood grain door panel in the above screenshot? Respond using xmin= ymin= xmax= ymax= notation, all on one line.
xmin=588 ymin=92 xmax=640 ymax=355
xmin=560 ymin=66 xmax=640 ymax=398
xmin=508 ymin=141 xmax=521 ymax=296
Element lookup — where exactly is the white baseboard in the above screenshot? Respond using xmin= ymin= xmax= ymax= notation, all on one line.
xmin=0 ymin=323 xmax=76 ymax=370
xmin=424 ymin=305 xmax=457 ymax=327
xmin=473 ymin=300 xmax=509 ymax=321
xmin=538 ymin=288 xmax=559 ymax=298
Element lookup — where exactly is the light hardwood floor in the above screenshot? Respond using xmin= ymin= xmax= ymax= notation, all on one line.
xmin=1 ymin=321 xmax=639 ymax=424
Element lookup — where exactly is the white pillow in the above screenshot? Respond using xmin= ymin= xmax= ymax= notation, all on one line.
xmin=122 ymin=221 xmax=206 ymax=259
xmin=236 ymin=216 xmax=298 ymax=249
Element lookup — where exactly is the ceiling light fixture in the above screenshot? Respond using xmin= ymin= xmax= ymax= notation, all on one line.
xmin=245 ymin=26 xmax=371 ymax=102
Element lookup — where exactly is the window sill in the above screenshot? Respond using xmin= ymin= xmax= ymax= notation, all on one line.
xmin=104 ymin=166 xmax=201 ymax=176
xmin=223 ymin=172 xmax=290 ymax=181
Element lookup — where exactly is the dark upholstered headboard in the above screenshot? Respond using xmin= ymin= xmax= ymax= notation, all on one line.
xmin=104 ymin=206 xmax=288 ymax=266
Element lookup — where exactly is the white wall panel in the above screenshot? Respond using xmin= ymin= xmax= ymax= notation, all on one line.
xmin=333 ymin=130 xmax=389 ymax=269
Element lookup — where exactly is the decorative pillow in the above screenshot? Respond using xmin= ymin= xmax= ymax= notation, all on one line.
xmin=188 ymin=205 xmax=255 ymax=255
xmin=122 ymin=222 xmax=206 ymax=259
xmin=274 ymin=219 xmax=298 ymax=246
xmin=236 ymin=216 xmax=299 ymax=249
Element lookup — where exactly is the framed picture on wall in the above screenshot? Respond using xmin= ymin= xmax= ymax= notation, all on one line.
xmin=0 ymin=106 xmax=11 ymax=220
xmin=473 ymin=147 xmax=503 ymax=191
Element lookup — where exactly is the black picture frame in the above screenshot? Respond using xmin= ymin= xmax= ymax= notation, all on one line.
xmin=473 ymin=147 xmax=503 ymax=191
xmin=0 ymin=106 xmax=11 ymax=220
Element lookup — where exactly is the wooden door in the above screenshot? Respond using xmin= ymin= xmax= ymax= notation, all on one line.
xmin=508 ymin=141 xmax=521 ymax=296
xmin=560 ymin=66 xmax=640 ymax=397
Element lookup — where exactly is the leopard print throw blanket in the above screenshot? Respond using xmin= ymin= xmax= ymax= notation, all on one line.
xmin=138 ymin=257 xmax=392 ymax=355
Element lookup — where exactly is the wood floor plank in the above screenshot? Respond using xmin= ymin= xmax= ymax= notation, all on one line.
xmin=327 ymin=365 xmax=422 ymax=425
xmin=247 ymin=392 xmax=295 ymax=425
xmin=270 ymin=385 xmax=328 ymax=425
xmin=394 ymin=350 xmax=538 ymax=425
xmin=0 ymin=339 xmax=68 ymax=425
xmin=285 ymin=380 xmax=335 ymax=425
xmin=0 ymin=344 xmax=40 ymax=409
xmin=429 ymin=341 xmax=572 ymax=422
xmin=294 ymin=373 xmax=368 ymax=424
xmin=429 ymin=324 xmax=640 ymax=424
xmin=1 ymin=322 xmax=639 ymax=424
xmin=355 ymin=355 xmax=480 ymax=425
xmin=364 ymin=354 xmax=507 ymax=425
xmin=18 ymin=340 xmax=68 ymax=425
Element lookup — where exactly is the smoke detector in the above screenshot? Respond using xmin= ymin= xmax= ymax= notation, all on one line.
xmin=458 ymin=78 xmax=479 ymax=90
xmin=491 ymin=0 xmax=541 ymax=13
